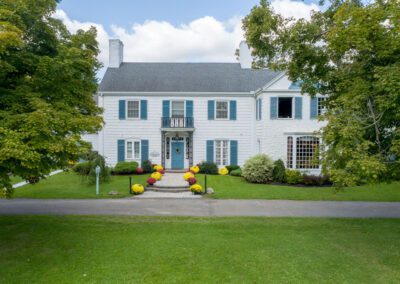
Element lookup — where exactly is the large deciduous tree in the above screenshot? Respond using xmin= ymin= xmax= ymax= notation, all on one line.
xmin=243 ymin=0 xmax=400 ymax=187
xmin=0 ymin=0 xmax=102 ymax=196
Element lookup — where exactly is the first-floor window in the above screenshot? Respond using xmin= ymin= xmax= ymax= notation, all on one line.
xmin=215 ymin=140 xmax=228 ymax=165
xmin=127 ymin=140 xmax=140 ymax=160
xmin=287 ymin=136 xmax=320 ymax=169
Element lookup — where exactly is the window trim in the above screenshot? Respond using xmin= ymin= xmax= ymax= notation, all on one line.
xmin=215 ymin=100 xmax=229 ymax=120
xmin=277 ymin=97 xmax=294 ymax=120
xmin=126 ymin=139 xmax=141 ymax=160
xmin=126 ymin=100 xmax=140 ymax=120
xmin=170 ymin=100 xmax=186 ymax=118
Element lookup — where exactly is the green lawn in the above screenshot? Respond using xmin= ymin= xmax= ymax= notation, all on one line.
xmin=10 ymin=176 xmax=23 ymax=185
xmin=196 ymin=174 xmax=400 ymax=201
xmin=1 ymin=216 xmax=399 ymax=283
xmin=12 ymin=171 xmax=148 ymax=199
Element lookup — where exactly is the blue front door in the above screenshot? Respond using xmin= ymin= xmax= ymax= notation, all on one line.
xmin=171 ymin=142 xmax=184 ymax=169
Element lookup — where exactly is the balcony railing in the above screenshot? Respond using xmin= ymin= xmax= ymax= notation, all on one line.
xmin=161 ymin=117 xmax=194 ymax=128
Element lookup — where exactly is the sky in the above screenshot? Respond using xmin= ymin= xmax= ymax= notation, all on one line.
xmin=55 ymin=0 xmax=321 ymax=76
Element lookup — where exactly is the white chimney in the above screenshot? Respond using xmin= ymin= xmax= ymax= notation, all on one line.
xmin=239 ymin=41 xmax=252 ymax=69
xmin=109 ymin=39 xmax=124 ymax=68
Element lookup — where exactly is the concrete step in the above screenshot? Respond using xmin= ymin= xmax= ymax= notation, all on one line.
xmin=146 ymin=186 xmax=189 ymax=193
xmin=165 ymin=169 xmax=187 ymax=173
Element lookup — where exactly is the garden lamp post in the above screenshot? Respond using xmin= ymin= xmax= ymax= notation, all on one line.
xmin=95 ymin=165 xmax=101 ymax=195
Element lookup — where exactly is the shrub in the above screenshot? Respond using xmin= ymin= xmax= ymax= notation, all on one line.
xmin=230 ymin=168 xmax=242 ymax=177
xmin=303 ymin=175 xmax=331 ymax=186
xmin=142 ymin=160 xmax=153 ymax=173
xmin=242 ymin=154 xmax=274 ymax=183
xmin=74 ymin=151 xmax=111 ymax=185
xmin=226 ymin=165 xmax=240 ymax=173
xmin=219 ymin=167 xmax=229 ymax=175
xmin=273 ymin=159 xmax=286 ymax=183
xmin=198 ymin=161 xmax=218 ymax=175
xmin=73 ymin=162 xmax=91 ymax=175
xmin=285 ymin=169 xmax=303 ymax=184
xmin=112 ymin=161 xmax=138 ymax=175
xmin=188 ymin=177 xmax=197 ymax=185
xmin=147 ymin=177 xmax=156 ymax=185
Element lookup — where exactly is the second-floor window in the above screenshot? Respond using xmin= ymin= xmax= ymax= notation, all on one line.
xmin=278 ymin=97 xmax=293 ymax=119
xmin=318 ymin=97 xmax=327 ymax=116
xmin=171 ymin=101 xmax=185 ymax=118
xmin=216 ymin=101 xmax=228 ymax=119
xmin=127 ymin=100 xmax=140 ymax=119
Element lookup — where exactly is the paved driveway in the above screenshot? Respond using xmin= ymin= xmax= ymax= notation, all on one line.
xmin=1 ymin=199 xmax=400 ymax=217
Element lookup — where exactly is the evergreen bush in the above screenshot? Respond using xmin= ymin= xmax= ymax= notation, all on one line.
xmin=242 ymin=154 xmax=274 ymax=183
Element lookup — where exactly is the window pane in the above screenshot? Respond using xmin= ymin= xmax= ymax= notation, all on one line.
xmin=278 ymin=98 xmax=293 ymax=118
xmin=127 ymin=101 xmax=139 ymax=118
xmin=287 ymin=136 xmax=293 ymax=168
xmin=127 ymin=142 xmax=133 ymax=159
xmin=296 ymin=136 xmax=320 ymax=169
xmin=134 ymin=142 xmax=140 ymax=159
xmin=216 ymin=101 xmax=228 ymax=119
xmin=171 ymin=101 xmax=185 ymax=118
xmin=215 ymin=141 xmax=222 ymax=165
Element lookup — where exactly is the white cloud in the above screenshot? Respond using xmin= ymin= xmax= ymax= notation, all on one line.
xmin=53 ymin=0 xmax=318 ymax=74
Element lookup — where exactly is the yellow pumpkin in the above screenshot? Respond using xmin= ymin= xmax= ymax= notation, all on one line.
xmin=151 ymin=172 xmax=162 ymax=181
xmin=183 ymin=172 xmax=195 ymax=181
xmin=190 ymin=166 xmax=200 ymax=174
xmin=132 ymin=184 xmax=144 ymax=195
xmin=219 ymin=167 xmax=229 ymax=175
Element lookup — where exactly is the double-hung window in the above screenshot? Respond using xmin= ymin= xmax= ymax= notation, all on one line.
xmin=126 ymin=140 xmax=140 ymax=160
xmin=216 ymin=101 xmax=228 ymax=119
xmin=317 ymin=97 xmax=327 ymax=116
xmin=171 ymin=101 xmax=185 ymax=118
xmin=278 ymin=97 xmax=293 ymax=119
xmin=127 ymin=100 xmax=140 ymax=119
xmin=215 ymin=140 xmax=228 ymax=165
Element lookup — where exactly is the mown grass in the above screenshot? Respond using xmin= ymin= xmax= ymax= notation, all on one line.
xmin=1 ymin=216 xmax=400 ymax=283
xmin=196 ymin=174 xmax=400 ymax=201
xmin=12 ymin=171 xmax=148 ymax=199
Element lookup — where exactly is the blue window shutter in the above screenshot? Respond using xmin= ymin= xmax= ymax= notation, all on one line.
xmin=186 ymin=100 xmax=193 ymax=117
xmin=119 ymin=100 xmax=126 ymax=120
xmin=117 ymin=139 xmax=125 ymax=162
xmin=295 ymin=97 xmax=303 ymax=119
xmin=259 ymin=99 xmax=262 ymax=120
xmin=140 ymin=100 xmax=148 ymax=120
xmin=141 ymin=140 xmax=149 ymax=163
xmin=206 ymin=140 xmax=214 ymax=162
xmin=230 ymin=100 xmax=237 ymax=120
xmin=162 ymin=100 xmax=170 ymax=118
xmin=270 ymin=97 xmax=278 ymax=119
xmin=310 ymin=97 xmax=318 ymax=119
xmin=208 ymin=100 xmax=215 ymax=120
xmin=230 ymin=140 xmax=238 ymax=165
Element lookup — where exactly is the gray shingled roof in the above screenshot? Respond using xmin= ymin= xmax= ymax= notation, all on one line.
xmin=99 ymin=63 xmax=281 ymax=93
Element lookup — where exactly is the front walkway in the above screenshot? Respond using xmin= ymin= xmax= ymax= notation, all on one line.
xmin=1 ymin=199 xmax=400 ymax=217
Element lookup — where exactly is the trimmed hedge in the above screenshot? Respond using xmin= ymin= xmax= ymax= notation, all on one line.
xmin=73 ymin=162 xmax=91 ymax=175
xmin=230 ymin=168 xmax=242 ymax=177
xmin=142 ymin=160 xmax=153 ymax=174
xmin=285 ymin=169 xmax=303 ymax=184
xmin=273 ymin=159 xmax=286 ymax=183
xmin=242 ymin=154 xmax=274 ymax=183
xmin=112 ymin=161 xmax=138 ymax=175
xmin=226 ymin=165 xmax=240 ymax=173
xmin=199 ymin=161 xmax=218 ymax=175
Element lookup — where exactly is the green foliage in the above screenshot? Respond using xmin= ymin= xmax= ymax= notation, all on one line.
xmin=141 ymin=160 xmax=153 ymax=174
xmin=243 ymin=0 xmax=400 ymax=187
xmin=285 ymin=170 xmax=303 ymax=185
xmin=73 ymin=162 xmax=91 ymax=176
xmin=199 ymin=161 xmax=219 ymax=175
xmin=112 ymin=162 xmax=138 ymax=175
xmin=0 ymin=0 xmax=102 ymax=196
xmin=272 ymin=159 xmax=286 ymax=183
xmin=303 ymin=175 xmax=331 ymax=186
xmin=226 ymin=165 xmax=240 ymax=173
xmin=242 ymin=154 xmax=274 ymax=183
xmin=230 ymin=168 xmax=242 ymax=177
xmin=77 ymin=151 xmax=110 ymax=185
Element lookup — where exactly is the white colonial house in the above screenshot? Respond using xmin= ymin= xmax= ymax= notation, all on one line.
xmin=85 ymin=39 xmax=327 ymax=174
